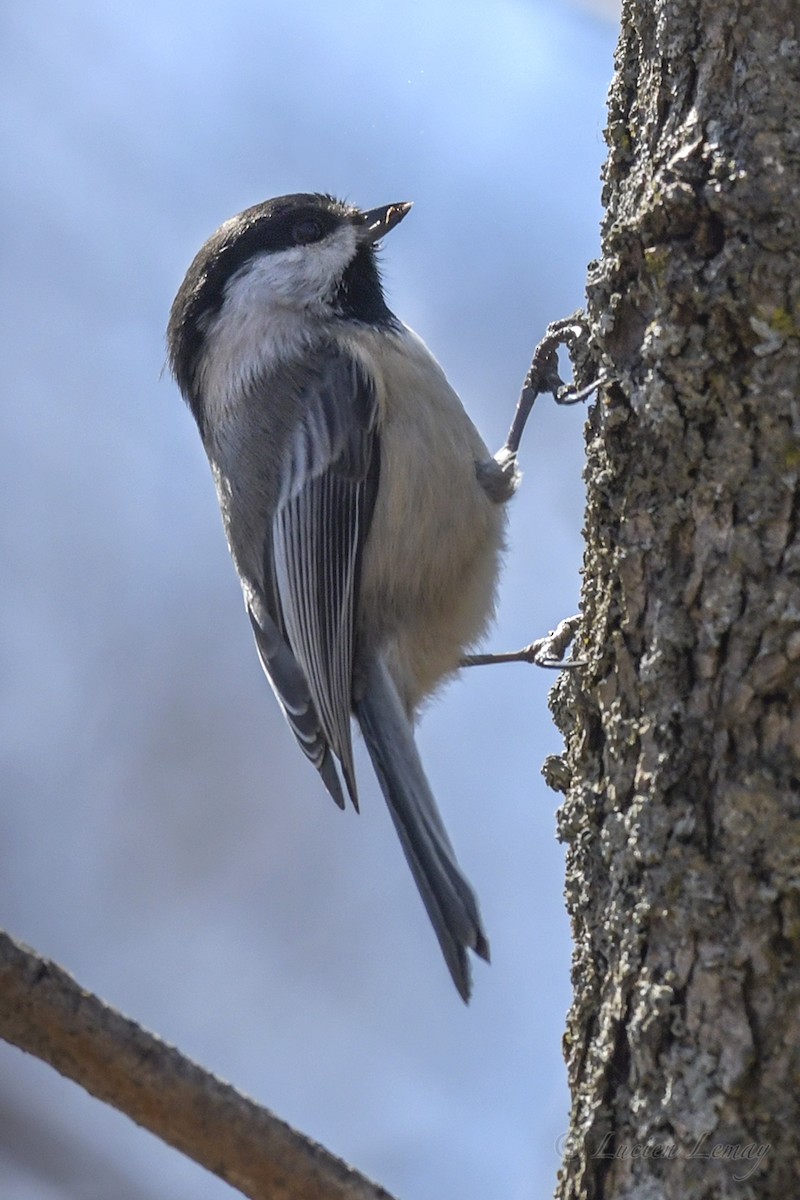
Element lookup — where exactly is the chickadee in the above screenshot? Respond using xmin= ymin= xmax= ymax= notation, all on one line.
xmin=167 ymin=193 xmax=518 ymax=1000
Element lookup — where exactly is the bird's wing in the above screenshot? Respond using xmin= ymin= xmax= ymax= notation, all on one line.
xmin=248 ymin=347 xmax=380 ymax=809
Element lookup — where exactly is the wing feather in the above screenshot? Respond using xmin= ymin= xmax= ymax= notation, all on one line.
xmin=247 ymin=598 xmax=346 ymax=808
xmin=250 ymin=347 xmax=379 ymax=807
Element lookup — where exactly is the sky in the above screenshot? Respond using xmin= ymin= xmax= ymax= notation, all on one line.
xmin=0 ymin=2 xmax=617 ymax=1198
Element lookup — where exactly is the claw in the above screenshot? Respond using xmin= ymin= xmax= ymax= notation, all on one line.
xmin=500 ymin=313 xmax=607 ymax=457
xmin=461 ymin=615 xmax=584 ymax=670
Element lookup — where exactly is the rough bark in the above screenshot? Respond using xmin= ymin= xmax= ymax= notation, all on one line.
xmin=548 ymin=1 xmax=800 ymax=1196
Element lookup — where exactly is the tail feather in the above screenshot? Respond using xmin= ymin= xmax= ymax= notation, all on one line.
xmin=355 ymin=658 xmax=489 ymax=1001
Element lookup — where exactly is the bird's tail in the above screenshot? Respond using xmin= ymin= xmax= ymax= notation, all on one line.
xmin=354 ymin=658 xmax=490 ymax=1001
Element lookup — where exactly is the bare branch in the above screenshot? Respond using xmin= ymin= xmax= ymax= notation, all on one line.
xmin=0 ymin=929 xmax=398 ymax=1200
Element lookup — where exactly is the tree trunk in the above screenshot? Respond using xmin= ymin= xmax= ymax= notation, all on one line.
xmin=549 ymin=1 xmax=800 ymax=1195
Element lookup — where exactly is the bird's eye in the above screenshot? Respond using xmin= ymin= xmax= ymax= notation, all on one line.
xmin=292 ymin=218 xmax=324 ymax=245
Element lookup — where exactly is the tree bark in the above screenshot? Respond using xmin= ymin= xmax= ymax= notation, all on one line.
xmin=548 ymin=1 xmax=800 ymax=1196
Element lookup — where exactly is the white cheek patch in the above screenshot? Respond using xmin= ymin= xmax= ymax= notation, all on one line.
xmin=223 ymin=223 xmax=358 ymax=310
xmin=197 ymin=223 xmax=359 ymax=424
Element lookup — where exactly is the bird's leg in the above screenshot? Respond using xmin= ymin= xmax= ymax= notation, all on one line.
xmin=461 ymin=615 xmax=584 ymax=670
xmin=499 ymin=312 xmax=607 ymax=462
xmin=472 ymin=317 xmax=604 ymax=670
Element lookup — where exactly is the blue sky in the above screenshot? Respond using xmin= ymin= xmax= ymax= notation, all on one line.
xmin=0 ymin=3 xmax=617 ymax=1197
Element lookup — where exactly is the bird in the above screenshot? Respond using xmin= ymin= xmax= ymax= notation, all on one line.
xmin=167 ymin=193 xmax=519 ymax=999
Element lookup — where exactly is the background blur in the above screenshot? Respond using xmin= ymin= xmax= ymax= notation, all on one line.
xmin=0 ymin=2 xmax=617 ymax=1197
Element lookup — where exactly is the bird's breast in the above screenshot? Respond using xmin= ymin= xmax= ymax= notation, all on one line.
xmin=345 ymin=326 xmax=507 ymax=713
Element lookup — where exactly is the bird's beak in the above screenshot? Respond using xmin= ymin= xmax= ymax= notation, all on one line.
xmin=359 ymin=201 xmax=413 ymax=245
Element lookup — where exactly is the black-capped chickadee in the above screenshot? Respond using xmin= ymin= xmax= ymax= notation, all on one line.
xmin=167 ymin=194 xmax=519 ymax=1000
